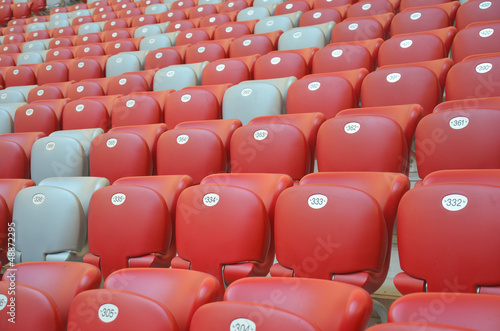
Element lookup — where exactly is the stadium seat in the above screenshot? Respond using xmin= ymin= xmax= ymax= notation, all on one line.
xmin=184 ymin=39 xmax=232 ymax=64
xmin=157 ymin=119 xmax=240 ymax=183
xmin=68 ymin=268 xmax=222 ymax=331
xmin=111 ymin=90 xmax=169 ymax=127
xmin=455 ymin=0 xmax=500 ymax=31
xmin=12 ymin=185 xmax=87 ymax=263
xmin=172 ymin=184 xmax=271 ymax=286
xmin=255 ymin=14 xmax=294 ymax=34
xmin=366 ymin=323 xmax=476 ymax=331
xmin=299 ymin=8 xmax=343 ymax=26
xmin=0 ymin=132 xmax=44 ymax=179
xmin=395 ymin=183 xmax=500 ymax=294
xmin=421 ymin=169 xmax=500 ymax=187
xmin=66 ymin=77 xmax=108 ymax=100
xmin=390 ymin=7 xmax=451 ymax=35
xmin=270 ymin=183 xmax=388 ymax=292
xmin=89 ymin=123 xmax=166 ymax=183
xmin=452 ymin=21 xmax=500 ymax=63
xmin=84 ymin=184 xmax=173 ymax=278
xmin=1 ymin=261 xmax=101 ymax=328
xmin=312 ymin=42 xmax=374 ymax=72
xmin=113 ymin=175 xmax=193 ymax=264
xmin=201 ymin=54 xmax=258 ymax=85
xmin=0 ymin=85 xmax=36 ymax=104
xmin=378 ymin=32 xmax=447 ymax=66
xmin=229 ymin=31 xmax=282 ymax=57
xmin=415 ymin=108 xmax=500 ymax=178
xmin=220 ymin=277 xmax=373 ymax=331
xmin=62 ymin=95 xmax=117 ymax=131
xmin=30 ymin=129 xmax=104 ymax=183
xmin=0 ymin=102 xmax=25 ymax=134
xmin=14 ymin=99 xmax=70 ymax=135
xmin=144 ymin=45 xmax=187 ymax=70
xmin=247 ymin=112 xmax=325 ymax=173
xmin=153 ymin=62 xmax=208 ymax=91
xmin=214 ymin=20 xmax=258 ymax=40
xmin=236 ymin=6 xmax=272 ymax=22
xmin=317 ymin=115 xmax=408 ymax=173
xmin=361 ymin=65 xmax=441 ymax=116
xmin=253 ymin=47 xmax=316 ymax=79
xmin=68 ymin=55 xmax=108 ymax=81
xmin=27 ymin=81 xmax=73 ymax=103
xmin=446 ymin=53 xmax=500 ymax=100
xmin=106 ymin=70 xmax=154 ymax=95
xmin=331 ymin=15 xmax=389 ymax=42
xmin=346 ymin=0 xmax=394 ymax=18
xmin=36 ymin=61 xmax=73 ymax=86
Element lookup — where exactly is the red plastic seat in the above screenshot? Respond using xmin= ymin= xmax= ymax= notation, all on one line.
xmin=68 ymin=56 xmax=109 ymax=82
xmin=164 ymin=84 xmax=227 ymax=128
xmin=157 ymin=9 xmax=187 ymax=23
xmin=171 ymin=0 xmax=195 ymax=10
xmin=66 ymin=77 xmax=109 ymax=100
xmin=62 ymin=95 xmax=117 ymax=131
xmin=74 ymin=43 xmax=106 ymax=58
xmin=391 ymin=7 xmax=450 ymax=35
xmin=90 ymin=123 xmax=166 ymax=182
xmin=175 ymin=26 xmax=216 ymax=46
xmin=415 ymin=108 xmax=500 ymax=178
xmin=171 ymin=184 xmax=271 ymax=286
xmin=214 ymin=20 xmax=257 ymax=40
xmin=166 ymin=18 xmax=200 ymax=33
xmin=384 ymin=293 xmax=500 ymax=330
xmin=452 ymin=21 xmax=500 ymax=63
xmin=229 ymin=31 xmax=282 ymax=57
xmin=157 ymin=119 xmax=241 ymax=183
xmin=331 ymin=14 xmax=392 ymax=42
xmin=347 ymin=0 xmax=394 ymax=18
xmin=46 ymin=47 xmax=76 ymax=62
xmin=4 ymin=64 xmax=38 ymax=87
xmin=456 ymin=0 xmax=500 ymax=31
xmin=14 ymin=99 xmax=69 ymax=135
xmin=421 ymin=169 xmax=500 ymax=187
xmin=199 ymin=13 xmax=235 ymax=27
xmin=367 ymin=323 xmax=475 ymax=331
xmin=446 ymin=53 xmax=500 ymax=101
xmin=275 ymin=0 xmax=311 ymax=15
xmin=201 ymin=54 xmax=257 ymax=85
xmin=222 ymin=277 xmax=373 ymax=331
xmin=317 ymin=115 xmax=408 ymax=173
xmin=130 ymin=14 xmax=157 ymax=27
xmin=69 ymin=268 xmax=222 ymax=331
xmin=36 ymin=60 xmax=73 ymax=85
xmin=0 ymin=132 xmax=44 ymax=179
xmin=395 ymin=183 xmax=500 ymax=294
xmin=188 ymin=4 xmax=218 ymax=19
xmin=219 ymin=0 xmax=249 ymax=13
xmin=84 ymin=185 xmax=173 ymax=278
xmin=361 ymin=65 xmax=441 ymax=116
xmin=253 ymin=48 xmax=316 ymax=80
xmin=104 ymin=38 xmax=142 ymax=55
xmin=312 ymin=42 xmax=374 ymax=72
xmin=2 ymin=261 xmax=101 ymax=327
xmin=299 ymin=8 xmax=343 ymax=26
xmin=378 ymin=32 xmax=447 ymax=66
xmin=184 ymin=39 xmax=232 ymax=64
xmin=27 ymin=81 xmax=72 ymax=103
xmin=106 ymin=70 xmax=155 ymax=96
xmin=111 ymin=90 xmax=168 ymax=127
xmin=144 ymin=45 xmax=187 ymax=70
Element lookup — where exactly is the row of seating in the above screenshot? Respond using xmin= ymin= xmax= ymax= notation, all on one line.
xmin=7 ymin=261 xmax=500 ymax=331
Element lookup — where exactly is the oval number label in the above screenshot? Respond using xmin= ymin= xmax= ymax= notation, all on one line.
xmin=107 ymin=139 xmax=117 ymax=148
xmin=344 ymin=122 xmax=360 ymax=134
xmin=230 ymin=318 xmax=256 ymax=331
xmin=254 ymin=130 xmax=268 ymax=140
xmin=45 ymin=142 xmax=55 ymax=151
xmin=203 ymin=193 xmax=219 ymax=207
xmin=111 ymin=193 xmax=126 ymax=206
xmin=98 ymin=304 xmax=119 ymax=323
xmin=442 ymin=194 xmax=468 ymax=211
xmin=386 ymin=73 xmax=401 ymax=83
xmin=449 ymin=116 xmax=469 ymax=130
xmin=308 ymin=194 xmax=328 ymax=209
xmin=33 ymin=193 xmax=45 ymax=205
xmin=177 ymin=134 xmax=189 ymax=144
xmin=0 ymin=294 xmax=7 ymax=310
xmin=476 ymin=62 xmax=492 ymax=73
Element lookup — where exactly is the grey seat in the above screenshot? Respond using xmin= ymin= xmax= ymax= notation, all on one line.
xmin=236 ymin=6 xmax=272 ymax=21
xmin=244 ymin=76 xmax=296 ymax=105
xmin=12 ymin=185 xmax=86 ymax=263
xmin=22 ymin=39 xmax=51 ymax=52
xmin=106 ymin=51 xmax=149 ymax=77
xmin=154 ymin=62 xmax=208 ymax=91
xmin=30 ymin=128 xmax=104 ymax=184
xmin=140 ymin=34 xmax=174 ymax=51
xmin=145 ymin=3 xmax=168 ymax=14
xmin=0 ymin=86 xmax=37 ymax=104
xmin=0 ymin=102 xmax=26 ymax=134
xmin=278 ymin=25 xmax=330 ymax=50
xmin=26 ymin=22 xmax=47 ymax=32
xmin=78 ymin=22 xmax=103 ymax=35
xmin=16 ymin=51 xmax=48 ymax=64
xmin=48 ymin=19 xmax=70 ymax=29
xmin=222 ymin=82 xmax=284 ymax=125
xmin=253 ymin=0 xmax=283 ymax=6
xmin=255 ymin=15 xmax=294 ymax=34
xmin=69 ymin=9 xmax=91 ymax=18
xmin=50 ymin=13 xmax=69 ymax=21
xmin=134 ymin=23 xmax=170 ymax=38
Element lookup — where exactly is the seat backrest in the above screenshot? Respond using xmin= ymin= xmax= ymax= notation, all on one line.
xmin=67 ymin=289 xmax=177 ymax=331
xmin=421 ymin=169 xmax=500 ymax=187
xmin=455 ymin=0 xmax=500 ymax=31
xmin=191 ymin=301 xmax=322 ymax=331
xmin=378 ymin=33 xmax=446 ymax=66
xmin=317 ymin=115 xmax=408 ymax=173
xmin=12 ymin=186 xmax=86 ymax=263
xmin=396 ymin=183 xmax=500 ymax=294
xmin=278 ymin=26 xmax=328 ymax=50
xmin=103 ymin=268 xmax=222 ymax=331
xmin=2 ymin=261 xmax=101 ymax=327
xmin=0 ymin=282 xmax=64 ymax=331
xmin=224 ymin=277 xmax=373 ymax=331
xmin=452 ymin=21 xmax=500 ymax=63
xmin=391 ymin=7 xmax=450 ymax=35
xmin=154 ymin=62 xmax=208 ymax=91
xmin=361 ymin=65 xmax=441 ymax=116
xmin=62 ymin=96 xmax=115 ymax=131
xmin=445 ymin=53 xmax=500 ymax=101
xmin=415 ymin=108 xmax=500 ymax=178
xmin=173 ymin=184 xmax=270 ymax=286
xmin=0 ymin=132 xmax=45 ymax=179
xmin=366 ymin=323 xmax=475 ymax=331
xmin=85 ymin=185 xmax=172 ymax=278
xmin=388 ymin=292 xmax=500 ymax=331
